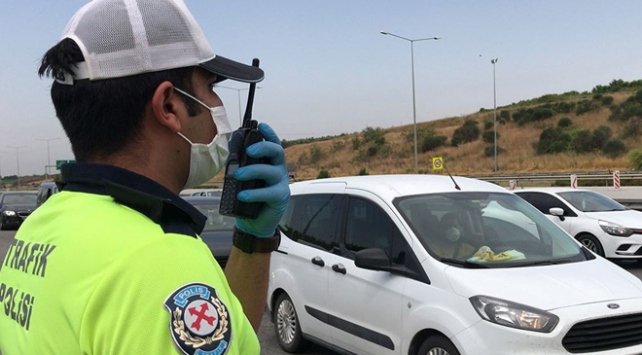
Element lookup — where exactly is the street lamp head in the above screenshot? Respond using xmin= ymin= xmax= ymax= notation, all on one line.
xmin=491 ymin=58 xmax=499 ymax=64
xmin=380 ymin=31 xmax=389 ymax=35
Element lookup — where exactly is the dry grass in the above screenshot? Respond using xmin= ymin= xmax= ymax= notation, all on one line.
xmin=282 ymin=91 xmax=641 ymax=180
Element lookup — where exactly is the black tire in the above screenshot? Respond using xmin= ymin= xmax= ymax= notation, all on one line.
xmin=273 ymin=293 xmax=307 ymax=353
xmin=0 ymin=218 xmax=6 ymax=231
xmin=417 ymin=335 xmax=460 ymax=355
xmin=576 ymin=233 xmax=604 ymax=257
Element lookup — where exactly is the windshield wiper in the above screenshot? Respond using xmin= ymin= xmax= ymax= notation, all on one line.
xmin=439 ymin=258 xmax=490 ymax=268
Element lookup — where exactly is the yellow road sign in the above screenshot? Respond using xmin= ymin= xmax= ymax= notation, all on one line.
xmin=432 ymin=156 xmax=444 ymax=171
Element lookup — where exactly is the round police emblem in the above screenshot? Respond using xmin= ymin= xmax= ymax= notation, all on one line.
xmin=164 ymin=283 xmax=232 ymax=355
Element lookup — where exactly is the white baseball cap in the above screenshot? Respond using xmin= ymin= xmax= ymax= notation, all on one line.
xmin=56 ymin=0 xmax=263 ymax=85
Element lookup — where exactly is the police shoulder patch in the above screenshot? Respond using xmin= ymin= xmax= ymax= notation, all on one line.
xmin=164 ymin=283 xmax=232 ymax=355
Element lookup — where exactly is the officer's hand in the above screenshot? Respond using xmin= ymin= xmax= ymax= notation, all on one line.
xmin=234 ymin=123 xmax=290 ymax=237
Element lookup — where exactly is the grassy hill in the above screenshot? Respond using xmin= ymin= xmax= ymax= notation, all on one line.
xmin=283 ymin=79 xmax=642 ymax=181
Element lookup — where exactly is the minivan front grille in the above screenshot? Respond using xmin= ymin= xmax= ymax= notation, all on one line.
xmin=562 ymin=313 xmax=642 ymax=353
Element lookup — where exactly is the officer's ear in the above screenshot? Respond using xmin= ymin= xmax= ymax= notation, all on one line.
xmin=150 ymin=81 xmax=183 ymax=133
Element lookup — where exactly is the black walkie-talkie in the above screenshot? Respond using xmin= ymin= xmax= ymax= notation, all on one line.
xmin=219 ymin=58 xmax=268 ymax=219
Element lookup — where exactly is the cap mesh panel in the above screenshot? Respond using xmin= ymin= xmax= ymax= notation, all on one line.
xmin=139 ymin=0 xmax=193 ymax=46
xmin=74 ymin=0 xmax=135 ymax=55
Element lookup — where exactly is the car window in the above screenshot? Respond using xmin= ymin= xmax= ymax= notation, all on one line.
xmin=558 ymin=191 xmax=627 ymax=212
xmin=279 ymin=194 xmax=344 ymax=251
xmin=395 ymin=192 xmax=588 ymax=268
xmin=2 ymin=193 xmax=37 ymax=205
xmin=344 ymin=196 xmax=421 ymax=271
xmin=515 ymin=192 xmax=576 ymax=216
xmin=192 ymin=202 xmax=235 ymax=231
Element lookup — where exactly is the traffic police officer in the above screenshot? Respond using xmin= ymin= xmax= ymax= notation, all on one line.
xmin=0 ymin=0 xmax=290 ymax=354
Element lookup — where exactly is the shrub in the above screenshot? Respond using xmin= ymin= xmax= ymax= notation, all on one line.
xmin=331 ymin=140 xmax=345 ymax=152
xmin=500 ymin=110 xmax=511 ymax=123
xmin=601 ymin=95 xmax=614 ymax=106
xmin=536 ymin=128 xmax=571 ymax=154
xmin=421 ymin=135 xmax=447 ymax=152
xmin=602 ymin=139 xmax=627 ymax=158
xmin=482 ymin=130 xmax=500 ymax=144
xmin=557 ymin=117 xmax=573 ymax=128
xmin=622 ymin=116 xmax=642 ymax=139
xmin=591 ymin=126 xmax=612 ymax=149
xmin=575 ymin=100 xmax=600 ymax=115
xmin=513 ymin=107 xmax=554 ymax=125
xmin=484 ymin=145 xmax=505 ymax=157
xmin=362 ymin=126 xmax=386 ymax=145
xmin=297 ymin=152 xmax=308 ymax=165
xmin=570 ymin=130 xmax=593 ymax=153
xmin=484 ymin=120 xmax=493 ymax=130
xmin=358 ymin=167 xmax=368 ymax=175
xmin=629 ymin=149 xmax=642 ymax=170
xmin=351 ymin=137 xmax=361 ymax=150
xmin=309 ymin=145 xmax=324 ymax=163
xmin=317 ymin=169 xmax=330 ymax=179
xmin=451 ymin=120 xmax=480 ymax=146
xmin=609 ymin=100 xmax=642 ymax=121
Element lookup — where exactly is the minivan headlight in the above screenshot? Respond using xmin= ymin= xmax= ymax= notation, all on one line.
xmin=470 ymin=295 xmax=558 ymax=333
xmin=2 ymin=210 xmax=16 ymax=216
xmin=598 ymin=220 xmax=632 ymax=237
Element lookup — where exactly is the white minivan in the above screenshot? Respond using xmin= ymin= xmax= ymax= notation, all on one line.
xmin=268 ymin=175 xmax=642 ymax=355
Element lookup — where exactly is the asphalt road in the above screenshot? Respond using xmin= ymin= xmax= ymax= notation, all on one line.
xmin=1 ymin=229 xmax=641 ymax=354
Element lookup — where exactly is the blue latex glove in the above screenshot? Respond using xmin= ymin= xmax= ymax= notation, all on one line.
xmin=234 ymin=123 xmax=290 ymax=237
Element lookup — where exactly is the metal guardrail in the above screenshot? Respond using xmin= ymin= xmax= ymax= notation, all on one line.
xmin=466 ymin=171 xmax=642 ymax=183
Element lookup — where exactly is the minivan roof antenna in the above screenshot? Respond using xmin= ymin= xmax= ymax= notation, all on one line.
xmin=444 ymin=164 xmax=461 ymax=191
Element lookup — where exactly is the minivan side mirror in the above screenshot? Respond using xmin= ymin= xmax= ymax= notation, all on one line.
xmin=354 ymin=248 xmax=418 ymax=279
xmin=549 ymin=207 xmax=565 ymax=221
xmin=355 ymin=248 xmax=390 ymax=270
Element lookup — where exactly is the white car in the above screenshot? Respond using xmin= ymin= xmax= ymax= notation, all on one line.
xmin=268 ymin=175 xmax=642 ymax=355
xmin=514 ymin=188 xmax=642 ymax=259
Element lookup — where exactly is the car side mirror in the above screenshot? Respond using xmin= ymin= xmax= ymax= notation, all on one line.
xmin=549 ymin=207 xmax=565 ymax=221
xmin=355 ymin=248 xmax=419 ymax=279
xmin=355 ymin=248 xmax=390 ymax=270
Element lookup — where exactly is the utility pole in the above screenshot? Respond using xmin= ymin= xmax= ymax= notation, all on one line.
xmin=36 ymin=137 xmax=60 ymax=178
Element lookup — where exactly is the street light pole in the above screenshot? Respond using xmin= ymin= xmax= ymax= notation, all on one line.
xmin=491 ymin=58 xmax=499 ymax=172
xmin=36 ymin=137 xmax=60 ymax=177
xmin=7 ymin=146 xmax=25 ymax=188
xmin=380 ymin=31 xmax=440 ymax=173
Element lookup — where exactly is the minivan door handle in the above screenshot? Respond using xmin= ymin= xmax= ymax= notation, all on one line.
xmin=311 ymin=256 xmax=325 ymax=267
xmin=331 ymin=263 xmax=346 ymax=275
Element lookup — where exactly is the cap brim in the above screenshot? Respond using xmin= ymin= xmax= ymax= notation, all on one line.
xmin=199 ymin=55 xmax=264 ymax=83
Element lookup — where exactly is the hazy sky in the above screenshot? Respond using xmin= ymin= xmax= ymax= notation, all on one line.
xmin=1 ymin=0 xmax=641 ymax=176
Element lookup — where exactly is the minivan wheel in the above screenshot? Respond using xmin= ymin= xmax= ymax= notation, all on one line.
xmin=576 ymin=233 xmax=604 ymax=256
xmin=273 ymin=293 xmax=307 ymax=353
xmin=417 ymin=335 xmax=460 ymax=355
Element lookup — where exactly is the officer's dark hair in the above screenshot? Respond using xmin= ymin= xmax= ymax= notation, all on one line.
xmin=38 ymin=38 xmax=201 ymax=161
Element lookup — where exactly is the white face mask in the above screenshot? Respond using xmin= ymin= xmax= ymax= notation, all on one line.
xmin=174 ymin=88 xmax=233 ymax=189
xmin=445 ymin=226 xmax=461 ymax=242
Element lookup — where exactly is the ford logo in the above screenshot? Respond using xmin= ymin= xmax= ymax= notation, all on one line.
xmin=607 ymin=303 xmax=620 ymax=310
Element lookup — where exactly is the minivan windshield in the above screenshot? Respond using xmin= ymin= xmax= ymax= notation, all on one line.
xmin=395 ymin=192 xmax=590 ymax=268
xmin=558 ymin=190 xmax=627 ymax=212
